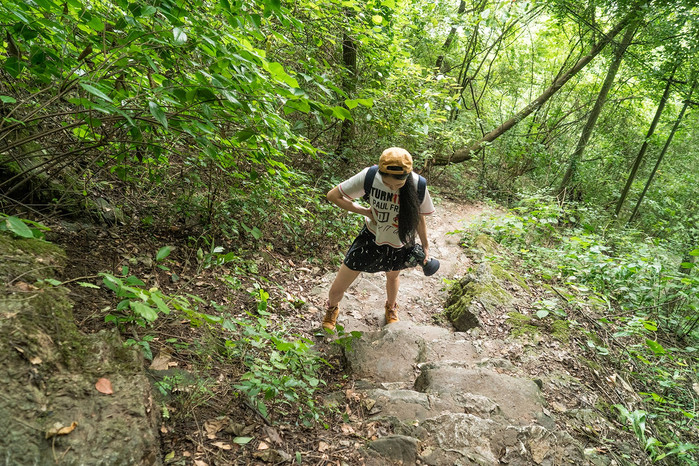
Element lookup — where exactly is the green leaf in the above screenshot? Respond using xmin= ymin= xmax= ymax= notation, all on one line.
xmin=356 ymin=98 xmax=373 ymax=107
xmin=78 ymin=282 xmax=101 ymax=289
xmin=680 ymin=262 xmax=695 ymax=269
xmin=381 ymin=0 xmax=395 ymax=8
xmin=251 ymin=227 xmax=262 ymax=240
xmin=173 ymin=27 xmax=188 ymax=45
xmin=149 ymin=293 xmax=171 ymax=315
xmin=130 ymin=301 xmax=158 ymax=322
xmin=236 ymin=130 xmax=256 ymax=142
xmin=233 ymin=436 xmax=254 ymax=445
xmin=0 ymin=96 xmax=17 ymax=103
xmin=283 ymin=99 xmax=310 ymax=114
xmin=371 ymin=15 xmax=383 ymax=24
xmin=645 ymin=339 xmax=666 ymax=355
xmin=689 ymin=248 xmax=699 ymax=256
xmin=148 ymin=101 xmax=168 ymax=130
xmin=4 ymin=216 xmax=34 ymax=238
xmin=80 ymin=83 xmax=112 ymax=102
xmin=268 ymin=62 xmax=299 ymax=88
xmin=156 ymin=246 xmax=173 ymax=261
xmin=344 ymin=99 xmax=359 ymax=109
xmin=331 ymin=106 xmax=352 ymax=121
xmin=535 ymin=310 xmax=549 ymax=319
xmin=43 ymin=278 xmax=63 ymax=286
xmin=88 ymin=16 xmax=105 ymax=31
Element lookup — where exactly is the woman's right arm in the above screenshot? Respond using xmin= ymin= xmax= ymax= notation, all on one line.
xmin=327 ymin=186 xmax=373 ymax=219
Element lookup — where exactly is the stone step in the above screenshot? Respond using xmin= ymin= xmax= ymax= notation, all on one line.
xmin=415 ymin=363 xmax=545 ymax=425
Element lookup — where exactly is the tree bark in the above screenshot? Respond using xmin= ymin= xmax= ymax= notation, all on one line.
xmin=628 ymin=78 xmax=696 ymax=223
xmin=435 ymin=1 xmax=468 ymax=73
xmin=336 ymin=31 xmax=357 ymax=155
xmin=614 ymin=65 xmax=676 ymax=217
xmin=558 ymin=22 xmax=637 ymax=195
xmin=434 ymin=11 xmax=636 ymax=166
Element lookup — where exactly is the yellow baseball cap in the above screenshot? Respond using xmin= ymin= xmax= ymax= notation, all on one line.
xmin=379 ymin=147 xmax=413 ymax=175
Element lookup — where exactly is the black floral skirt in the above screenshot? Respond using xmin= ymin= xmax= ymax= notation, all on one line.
xmin=343 ymin=227 xmax=413 ymax=273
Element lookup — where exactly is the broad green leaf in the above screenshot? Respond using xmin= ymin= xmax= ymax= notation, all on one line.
xmin=689 ymin=249 xmax=699 ymax=256
xmin=173 ymin=27 xmax=187 ymax=45
xmin=371 ymin=15 xmax=383 ymax=24
xmin=381 ymin=0 xmax=395 ymax=8
xmin=356 ymin=98 xmax=373 ymax=107
xmin=535 ymin=310 xmax=549 ymax=319
xmin=0 ymin=96 xmax=17 ymax=103
xmin=88 ymin=16 xmax=105 ymax=31
xmin=156 ymin=246 xmax=173 ymax=261
xmin=149 ymin=293 xmax=171 ymax=314
xmin=283 ymin=99 xmax=310 ymax=114
xmin=680 ymin=262 xmax=695 ymax=269
xmin=130 ymin=301 xmax=158 ymax=322
xmin=5 ymin=216 xmax=34 ymax=238
xmin=645 ymin=339 xmax=666 ymax=355
xmin=331 ymin=106 xmax=352 ymax=121
xmin=268 ymin=62 xmax=299 ymax=88
xmin=148 ymin=101 xmax=168 ymax=130
xmin=80 ymin=83 xmax=112 ymax=102
xmin=344 ymin=99 xmax=359 ymax=109
xmin=236 ymin=130 xmax=256 ymax=142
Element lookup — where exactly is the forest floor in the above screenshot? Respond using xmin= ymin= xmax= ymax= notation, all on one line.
xmin=48 ymin=196 xmax=649 ymax=465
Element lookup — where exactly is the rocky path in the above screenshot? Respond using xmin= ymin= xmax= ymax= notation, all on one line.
xmin=311 ymin=200 xmax=590 ymax=465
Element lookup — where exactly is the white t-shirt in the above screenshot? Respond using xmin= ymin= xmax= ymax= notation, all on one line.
xmin=338 ymin=167 xmax=435 ymax=248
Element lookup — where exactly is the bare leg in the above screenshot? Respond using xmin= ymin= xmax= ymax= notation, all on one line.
xmin=385 ymin=270 xmax=401 ymax=308
xmin=328 ymin=264 xmax=361 ymax=307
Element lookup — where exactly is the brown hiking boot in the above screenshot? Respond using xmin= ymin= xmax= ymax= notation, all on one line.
xmin=322 ymin=305 xmax=340 ymax=331
xmin=385 ymin=302 xmax=399 ymax=325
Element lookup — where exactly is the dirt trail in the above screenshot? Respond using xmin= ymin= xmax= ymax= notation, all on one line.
xmin=309 ymin=200 xmax=614 ymax=465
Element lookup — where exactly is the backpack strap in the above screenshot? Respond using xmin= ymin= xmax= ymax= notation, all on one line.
xmin=363 ymin=164 xmax=427 ymax=204
xmin=363 ymin=165 xmax=379 ymax=202
xmin=417 ymin=175 xmax=426 ymax=204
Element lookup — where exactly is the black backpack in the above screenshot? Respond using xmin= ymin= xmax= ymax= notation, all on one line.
xmin=362 ymin=165 xmax=427 ymax=203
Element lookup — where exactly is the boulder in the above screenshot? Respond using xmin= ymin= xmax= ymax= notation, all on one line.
xmin=0 ymin=232 xmax=160 ymax=465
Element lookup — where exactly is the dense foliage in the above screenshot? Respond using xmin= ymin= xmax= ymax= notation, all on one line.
xmin=462 ymin=195 xmax=698 ymax=463
xmin=2 ymin=0 xmax=698 ymax=462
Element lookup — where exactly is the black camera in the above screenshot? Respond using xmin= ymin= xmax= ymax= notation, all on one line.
xmin=405 ymin=244 xmax=440 ymax=276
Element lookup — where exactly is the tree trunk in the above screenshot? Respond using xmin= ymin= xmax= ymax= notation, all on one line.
xmin=336 ymin=31 xmax=357 ymax=155
xmin=435 ymin=0 xmax=467 ymax=73
xmin=628 ymin=78 xmax=696 ymax=224
xmin=614 ymin=65 xmax=676 ymax=217
xmin=558 ymin=22 xmax=637 ymax=195
xmin=434 ymin=11 xmax=636 ymax=166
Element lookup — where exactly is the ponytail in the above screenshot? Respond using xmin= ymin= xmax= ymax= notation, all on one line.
xmin=398 ymin=178 xmax=419 ymax=246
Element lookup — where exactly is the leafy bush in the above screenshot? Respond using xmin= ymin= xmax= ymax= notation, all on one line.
xmin=461 ymin=194 xmax=699 ymax=463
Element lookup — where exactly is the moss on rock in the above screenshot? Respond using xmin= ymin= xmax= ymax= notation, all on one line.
xmin=505 ymin=312 xmax=539 ymax=340
xmin=0 ymin=232 xmax=66 ymax=283
xmin=473 ymin=234 xmax=499 ymax=255
xmin=445 ymin=276 xmax=515 ymax=331
xmin=489 ymin=262 xmax=530 ymax=291
xmin=551 ymin=319 xmax=571 ymax=343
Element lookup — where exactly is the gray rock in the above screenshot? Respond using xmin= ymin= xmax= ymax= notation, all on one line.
xmin=415 ymin=364 xmax=544 ymax=424
xmin=368 ymin=434 xmax=419 ymax=464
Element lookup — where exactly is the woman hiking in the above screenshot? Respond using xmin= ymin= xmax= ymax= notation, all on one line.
xmin=323 ymin=147 xmax=435 ymax=330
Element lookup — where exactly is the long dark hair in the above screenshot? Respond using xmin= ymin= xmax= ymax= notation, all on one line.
xmin=398 ymin=177 xmax=419 ymax=246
